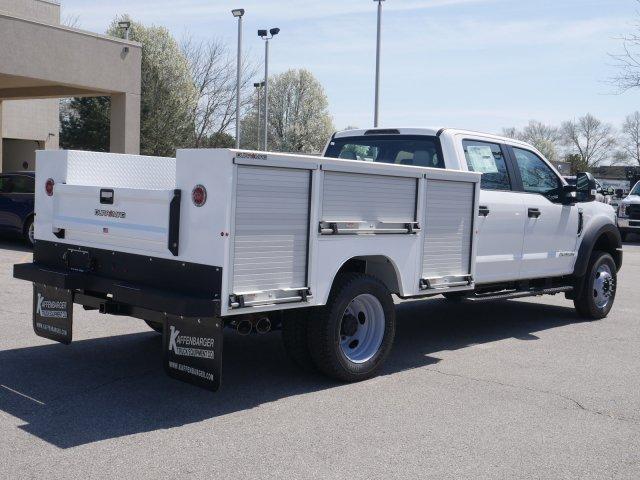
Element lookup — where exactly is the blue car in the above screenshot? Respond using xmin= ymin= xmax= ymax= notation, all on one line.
xmin=0 ymin=171 xmax=35 ymax=245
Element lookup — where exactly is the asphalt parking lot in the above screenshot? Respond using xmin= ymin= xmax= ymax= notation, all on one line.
xmin=0 ymin=239 xmax=638 ymax=479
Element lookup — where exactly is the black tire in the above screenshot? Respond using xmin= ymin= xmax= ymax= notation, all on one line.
xmin=574 ymin=250 xmax=617 ymax=320
xmin=23 ymin=216 xmax=34 ymax=246
xmin=144 ymin=320 xmax=163 ymax=333
xmin=308 ymin=273 xmax=395 ymax=382
xmin=281 ymin=309 xmax=316 ymax=371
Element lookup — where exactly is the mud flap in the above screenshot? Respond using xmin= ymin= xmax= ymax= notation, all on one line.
xmin=163 ymin=315 xmax=223 ymax=392
xmin=32 ymin=284 xmax=73 ymax=344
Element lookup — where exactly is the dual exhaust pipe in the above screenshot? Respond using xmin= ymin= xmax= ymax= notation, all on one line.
xmin=236 ymin=317 xmax=271 ymax=335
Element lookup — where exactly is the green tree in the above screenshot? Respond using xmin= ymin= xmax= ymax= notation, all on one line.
xmin=241 ymin=69 xmax=334 ymax=153
xmin=61 ymin=16 xmax=197 ymax=156
xmin=560 ymin=114 xmax=617 ymax=170
xmin=60 ymin=97 xmax=111 ymax=151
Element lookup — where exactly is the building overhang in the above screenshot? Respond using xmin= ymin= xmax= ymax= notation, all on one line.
xmin=0 ymin=12 xmax=141 ymax=100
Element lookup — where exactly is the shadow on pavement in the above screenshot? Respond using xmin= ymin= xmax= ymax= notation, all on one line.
xmin=0 ymin=238 xmax=32 ymax=253
xmin=0 ymin=297 xmax=578 ymax=449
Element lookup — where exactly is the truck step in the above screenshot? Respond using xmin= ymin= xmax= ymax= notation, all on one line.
xmin=464 ymin=286 xmax=573 ymax=302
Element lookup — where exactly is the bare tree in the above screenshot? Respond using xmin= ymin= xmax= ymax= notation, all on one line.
xmin=621 ymin=111 xmax=640 ymax=165
xmin=181 ymin=37 xmax=257 ymax=148
xmin=501 ymin=120 xmax=561 ymax=161
xmin=611 ymin=2 xmax=640 ymax=92
xmin=560 ymin=114 xmax=617 ymax=171
xmin=62 ymin=13 xmax=81 ymax=29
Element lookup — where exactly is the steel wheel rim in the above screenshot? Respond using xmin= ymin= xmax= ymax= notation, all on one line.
xmin=339 ymin=294 xmax=385 ymax=364
xmin=593 ymin=263 xmax=614 ymax=309
xmin=28 ymin=222 xmax=34 ymax=245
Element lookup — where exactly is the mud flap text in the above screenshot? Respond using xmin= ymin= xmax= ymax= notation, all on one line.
xmin=33 ymin=284 xmax=73 ymax=344
xmin=163 ymin=315 xmax=223 ymax=391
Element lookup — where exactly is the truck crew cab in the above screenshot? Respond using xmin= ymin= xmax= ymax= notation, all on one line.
xmin=13 ymin=127 xmax=622 ymax=391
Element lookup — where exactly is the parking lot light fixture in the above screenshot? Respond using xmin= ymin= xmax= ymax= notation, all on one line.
xmin=258 ymin=28 xmax=280 ymax=150
xmin=373 ymin=0 xmax=385 ymax=127
xmin=232 ymin=9 xmax=245 ymax=149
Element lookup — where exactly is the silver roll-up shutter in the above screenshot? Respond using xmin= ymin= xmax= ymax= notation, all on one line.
xmin=232 ymin=165 xmax=310 ymax=294
xmin=322 ymin=171 xmax=416 ymax=223
xmin=422 ymin=179 xmax=474 ymax=279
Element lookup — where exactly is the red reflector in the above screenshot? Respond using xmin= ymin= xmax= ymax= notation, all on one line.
xmin=192 ymin=185 xmax=207 ymax=207
xmin=45 ymin=178 xmax=55 ymax=196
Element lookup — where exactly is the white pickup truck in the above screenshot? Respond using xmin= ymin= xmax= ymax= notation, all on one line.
xmin=617 ymin=181 xmax=640 ymax=241
xmin=14 ymin=127 xmax=622 ymax=391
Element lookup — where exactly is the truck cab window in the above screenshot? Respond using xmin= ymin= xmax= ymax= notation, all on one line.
xmin=462 ymin=140 xmax=511 ymax=191
xmin=325 ymin=135 xmax=444 ymax=169
xmin=512 ymin=148 xmax=561 ymax=201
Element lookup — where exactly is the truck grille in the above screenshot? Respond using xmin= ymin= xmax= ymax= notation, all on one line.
xmin=628 ymin=204 xmax=640 ymax=220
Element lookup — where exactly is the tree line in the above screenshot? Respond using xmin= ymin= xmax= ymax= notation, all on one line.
xmin=60 ymin=16 xmax=335 ymax=156
xmin=501 ymin=113 xmax=640 ymax=173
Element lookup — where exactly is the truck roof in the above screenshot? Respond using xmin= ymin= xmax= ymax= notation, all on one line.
xmin=333 ymin=127 xmax=534 ymax=150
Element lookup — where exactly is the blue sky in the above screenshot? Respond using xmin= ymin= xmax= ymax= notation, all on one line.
xmin=61 ymin=0 xmax=639 ymax=133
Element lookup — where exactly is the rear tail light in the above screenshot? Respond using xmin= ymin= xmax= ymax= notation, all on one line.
xmin=45 ymin=178 xmax=55 ymax=196
xmin=192 ymin=185 xmax=207 ymax=207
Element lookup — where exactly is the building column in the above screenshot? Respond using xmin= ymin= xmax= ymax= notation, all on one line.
xmin=110 ymin=93 xmax=140 ymax=154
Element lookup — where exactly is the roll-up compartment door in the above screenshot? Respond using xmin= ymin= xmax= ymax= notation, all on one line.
xmin=232 ymin=165 xmax=311 ymax=295
xmin=422 ymin=179 xmax=474 ymax=284
xmin=322 ymin=171 xmax=417 ymax=223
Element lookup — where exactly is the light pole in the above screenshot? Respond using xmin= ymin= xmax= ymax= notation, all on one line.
xmin=258 ymin=28 xmax=280 ymax=151
xmin=373 ymin=0 xmax=385 ymax=127
xmin=118 ymin=21 xmax=131 ymax=54
xmin=232 ymin=9 xmax=245 ymax=149
xmin=253 ymin=81 xmax=265 ymax=149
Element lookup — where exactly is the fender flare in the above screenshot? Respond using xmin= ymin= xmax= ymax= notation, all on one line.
xmin=573 ymin=220 xmax=622 ymax=278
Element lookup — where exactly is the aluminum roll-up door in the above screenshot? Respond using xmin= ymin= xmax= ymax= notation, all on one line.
xmin=422 ymin=179 xmax=474 ymax=279
xmin=322 ymin=171 xmax=416 ymax=222
xmin=232 ymin=165 xmax=311 ymax=294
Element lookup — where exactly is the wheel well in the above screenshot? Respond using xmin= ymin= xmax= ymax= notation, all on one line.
xmin=23 ymin=213 xmax=34 ymax=234
xmin=593 ymin=231 xmax=622 ymax=270
xmin=335 ymin=256 xmax=400 ymax=294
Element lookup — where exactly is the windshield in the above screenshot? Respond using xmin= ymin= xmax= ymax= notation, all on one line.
xmin=324 ymin=135 xmax=444 ymax=169
xmin=631 ymin=182 xmax=640 ymax=196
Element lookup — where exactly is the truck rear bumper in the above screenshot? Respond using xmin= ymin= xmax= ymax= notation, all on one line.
xmin=14 ymin=262 xmax=220 ymax=318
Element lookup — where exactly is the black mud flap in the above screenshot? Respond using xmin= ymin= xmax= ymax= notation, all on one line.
xmin=32 ymin=284 xmax=73 ymax=344
xmin=163 ymin=315 xmax=223 ymax=392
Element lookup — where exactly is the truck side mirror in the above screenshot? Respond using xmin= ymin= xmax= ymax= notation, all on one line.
xmin=576 ymin=172 xmax=597 ymax=203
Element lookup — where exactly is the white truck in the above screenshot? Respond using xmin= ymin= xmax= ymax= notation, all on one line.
xmin=617 ymin=181 xmax=640 ymax=241
xmin=14 ymin=127 xmax=622 ymax=391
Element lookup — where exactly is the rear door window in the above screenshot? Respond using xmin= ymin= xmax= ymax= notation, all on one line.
xmin=462 ymin=140 xmax=511 ymax=191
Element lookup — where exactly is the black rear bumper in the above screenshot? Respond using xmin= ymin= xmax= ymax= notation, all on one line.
xmin=14 ymin=241 xmax=222 ymax=318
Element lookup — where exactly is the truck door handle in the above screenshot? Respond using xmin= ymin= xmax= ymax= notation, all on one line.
xmin=528 ymin=208 xmax=541 ymax=218
xmin=478 ymin=206 xmax=490 ymax=217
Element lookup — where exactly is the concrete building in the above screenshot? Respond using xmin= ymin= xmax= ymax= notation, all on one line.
xmin=0 ymin=0 xmax=142 ymax=172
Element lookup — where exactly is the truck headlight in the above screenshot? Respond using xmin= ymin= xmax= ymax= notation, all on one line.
xmin=618 ymin=204 xmax=628 ymax=218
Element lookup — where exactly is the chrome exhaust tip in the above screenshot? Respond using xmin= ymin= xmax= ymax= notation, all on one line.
xmin=255 ymin=317 xmax=271 ymax=334
xmin=237 ymin=319 xmax=253 ymax=336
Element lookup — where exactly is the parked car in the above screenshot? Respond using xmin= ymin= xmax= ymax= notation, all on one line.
xmin=0 ymin=171 xmax=35 ymax=245
xmin=617 ymin=181 xmax=640 ymax=241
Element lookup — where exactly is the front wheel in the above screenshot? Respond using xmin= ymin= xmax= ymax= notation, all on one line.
xmin=308 ymin=273 xmax=395 ymax=382
xmin=574 ymin=250 xmax=617 ymax=320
